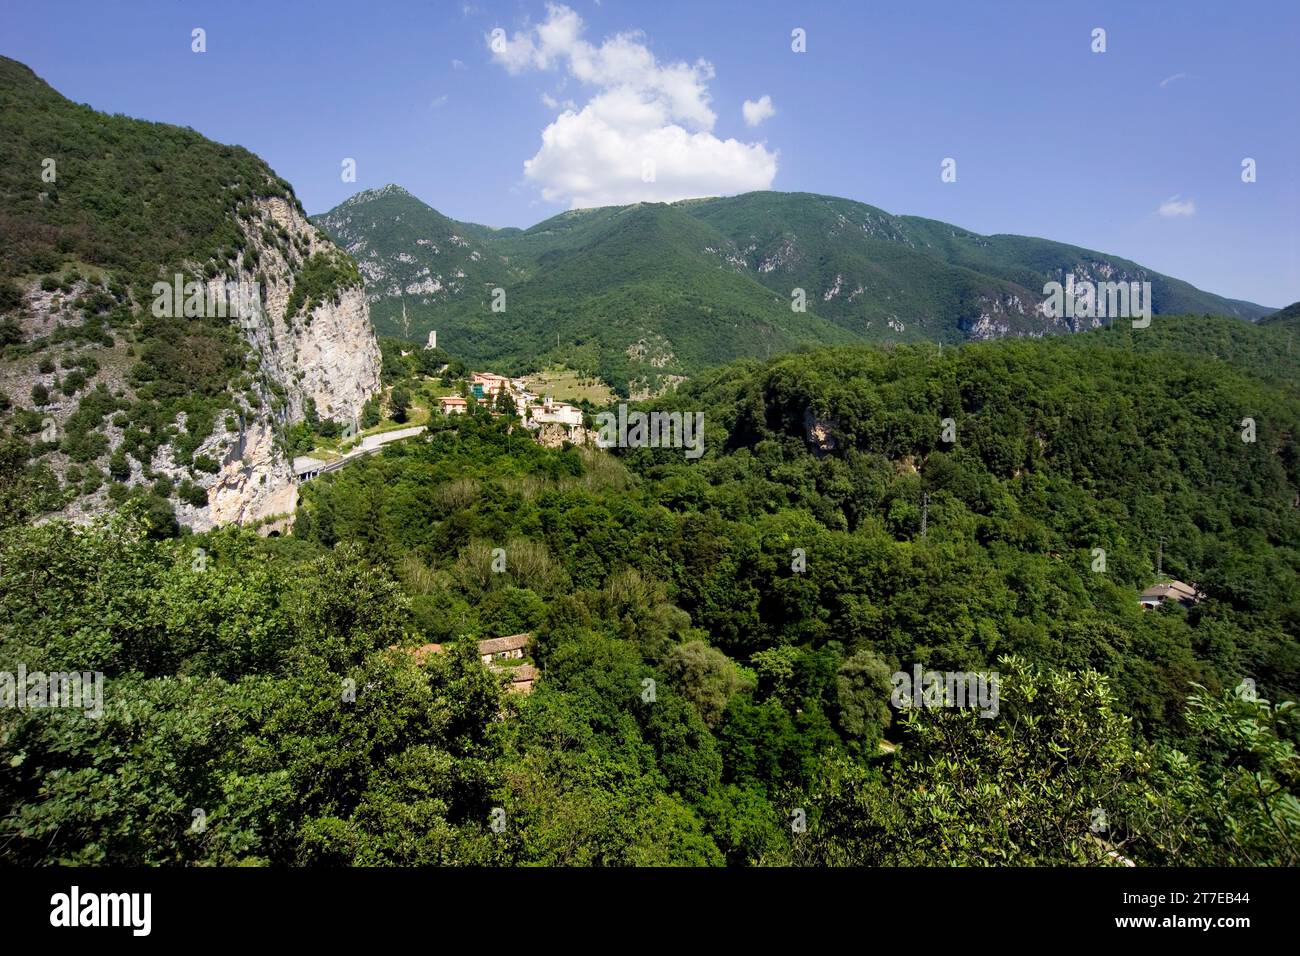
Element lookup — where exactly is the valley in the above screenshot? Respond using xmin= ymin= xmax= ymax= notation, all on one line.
xmin=0 ymin=23 xmax=1297 ymax=880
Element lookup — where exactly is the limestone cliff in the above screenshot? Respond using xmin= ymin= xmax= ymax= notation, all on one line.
xmin=2 ymin=199 xmax=381 ymax=533
xmin=164 ymin=197 xmax=382 ymax=531
xmin=241 ymin=197 xmax=381 ymax=425
xmin=0 ymin=55 xmax=382 ymax=534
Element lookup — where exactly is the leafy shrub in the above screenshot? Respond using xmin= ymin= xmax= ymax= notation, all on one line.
xmin=60 ymin=370 xmax=87 ymax=396
xmin=284 ymin=252 xmax=361 ymax=318
xmin=178 ymin=479 xmax=208 ymax=508
xmin=60 ymin=429 xmax=107 ymax=464
xmin=0 ymin=279 xmax=21 ymax=312
xmin=107 ymin=450 xmax=130 ymax=482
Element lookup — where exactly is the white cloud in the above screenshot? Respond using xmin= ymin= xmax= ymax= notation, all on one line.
xmin=451 ymin=58 xmax=467 ymax=71
xmin=1158 ymin=72 xmax=1188 ymax=88
xmin=540 ymin=92 xmax=576 ymax=110
xmin=430 ymin=94 xmax=450 ymax=109
xmin=523 ymin=110 xmax=777 ymax=208
xmin=1158 ymin=195 xmax=1196 ymax=218
xmin=742 ymin=94 xmax=775 ymax=127
xmin=488 ymin=3 xmax=777 ymax=207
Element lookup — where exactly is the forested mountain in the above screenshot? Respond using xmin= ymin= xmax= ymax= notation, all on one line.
xmin=1261 ymin=300 xmax=1300 ymax=329
xmin=315 ymin=191 xmax=857 ymax=396
xmin=311 ymin=184 xmax=520 ymax=342
xmin=312 ymin=185 xmax=1273 ymax=395
xmin=6 ymin=321 xmax=1297 ymax=865
xmin=0 ymin=56 xmax=381 ymax=532
xmin=686 ymin=191 xmax=1271 ymax=329
xmin=1078 ymin=312 xmax=1300 ymax=395
xmin=1 ymin=51 xmax=1295 ymax=872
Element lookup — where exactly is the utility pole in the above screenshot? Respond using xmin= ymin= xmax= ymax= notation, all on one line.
xmin=921 ymin=492 xmax=929 ymax=538
xmin=1156 ymin=537 xmax=1164 ymax=577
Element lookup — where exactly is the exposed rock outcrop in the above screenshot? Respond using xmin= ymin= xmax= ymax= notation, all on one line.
xmin=241 ymin=197 xmax=381 ymax=425
xmin=8 ymin=197 xmax=381 ymax=533
xmin=181 ymin=198 xmax=382 ymax=530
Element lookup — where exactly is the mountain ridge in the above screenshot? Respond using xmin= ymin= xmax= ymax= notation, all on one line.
xmin=313 ymin=184 xmax=1273 ymax=394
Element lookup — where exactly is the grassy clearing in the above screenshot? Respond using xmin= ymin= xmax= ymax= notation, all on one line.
xmin=522 ymin=365 xmax=614 ymax=406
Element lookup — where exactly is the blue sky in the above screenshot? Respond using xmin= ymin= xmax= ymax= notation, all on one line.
xmin=3 ymin=0 xmax=1297 ymax=306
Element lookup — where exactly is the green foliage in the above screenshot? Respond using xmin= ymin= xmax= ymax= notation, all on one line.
xmin=1 ymin=55 xmax=1295 ymax=862
xmin=1121 ymin=686 xmax=1300 ymax=865
xmin=0 ymin=56 xmax=298 ymax=285
xmin=835 ymin=649 xmax=894 ymax=752
xmin=280 ymin=330 xmax=1299 ymax=865
xmin=1082 ymin=312 xmax=1300 ymax=397
xmin=5 ymin=331 xmax=1300 ymax=864
xmin=284 ymin=251 xmax=361 ymax=318
xmin=388 ymin=385 xmax=411 ymax=424
xmin=0 ymin=279 xmax=21 ymax=313
xmin=0 ymin=516 xmax=506 ymax=865
xmin=313 ymin=186 xmax=1271 ymax=397
xmin=360 ymin=397 xmax=381 ymax=429
xmin=0 ymin=56 xmax=372 ymax=526
xmin=799 ymin=657 xmax=1138 ymax=865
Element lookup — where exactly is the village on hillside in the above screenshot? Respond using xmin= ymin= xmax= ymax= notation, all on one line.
xmin=292 ymin=332 xmax=594 ymax=482
xmin=439 ymin=369 xmax=587 ymax=442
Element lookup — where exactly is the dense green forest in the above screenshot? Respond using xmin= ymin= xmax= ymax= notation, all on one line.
xmin=1 ymin=52 xmax=1296 ymax=871
xmin=1081 ymin=312 xmax=1300 ymax=396
xmin=4 ymin=329 xmax=1297 ymax=865
xmin=0 ymin=56 xmax=302 ymax=287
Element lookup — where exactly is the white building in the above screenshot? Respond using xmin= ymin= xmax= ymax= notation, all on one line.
xmin=529 ymin=395 xmax=583 ymax=428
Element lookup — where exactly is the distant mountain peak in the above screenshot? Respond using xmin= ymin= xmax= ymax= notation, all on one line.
xmin=309 ymin=185 xmax=1273 ymax=396
xmin=330 ymin=183 xmax=414 ymax=209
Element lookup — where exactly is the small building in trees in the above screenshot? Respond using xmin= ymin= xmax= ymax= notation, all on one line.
xmin=505 ymin=663 xmax=539 ymax=694
xmin=1139 ymin=580 xmax=1201 ymax=610
xmin=397 ymin=635 xmax=538 ymax=695
xmin=478 ymin=633 xmax=530 ymax=664
xmin=439 ymin=395 xmax=468 ymax=415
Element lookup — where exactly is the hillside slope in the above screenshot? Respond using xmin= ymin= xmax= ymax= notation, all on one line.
xmin=1077 ymin=312 xmax=1300 ymax=396
xmin=0 ymin=56 xmax=381 ymax=532
xmin=688 ymin=192 xmax=1271 ymax=335
xmin=312 ymin=185 xmax=1273 ymax=395
xmin=317 ymin=191 xmax=855 ymax=396
xmin=311 ymin=184 xmax=520 ymax=342
xmin=1260 ymin=300 xmax=1300 ymax=329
